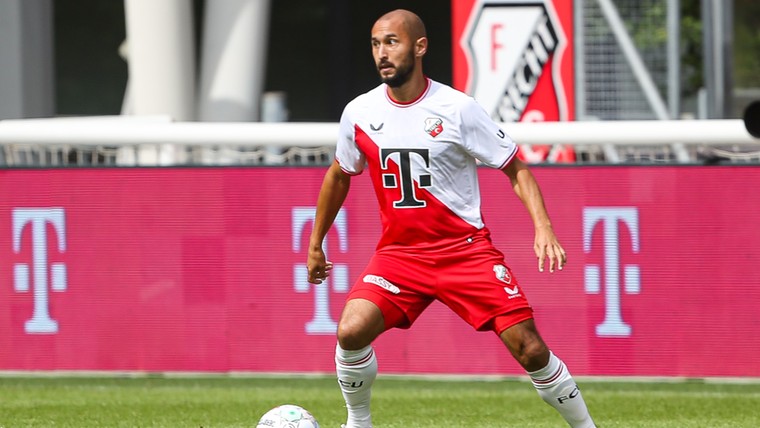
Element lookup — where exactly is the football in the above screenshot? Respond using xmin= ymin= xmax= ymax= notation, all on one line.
xmin=256 ymin=404 xmax=320 ymax=428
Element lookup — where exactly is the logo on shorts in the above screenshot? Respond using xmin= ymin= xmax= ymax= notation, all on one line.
xmin=363 ymin=275 xmax=401 ymax=295
xmin=493 ymin=264 xmax=512 ymax=284
xmin=494 ymin=265 xmax=522 ymax=299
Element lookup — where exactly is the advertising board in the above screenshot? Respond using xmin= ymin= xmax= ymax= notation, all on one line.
xmin=1 ymin=167 xmax=758 ymax=377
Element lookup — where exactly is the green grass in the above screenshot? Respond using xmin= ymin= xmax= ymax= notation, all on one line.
xmin=0 ymin=375 xmax=758 ymax=427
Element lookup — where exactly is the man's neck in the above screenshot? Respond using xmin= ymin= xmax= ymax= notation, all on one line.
xmin=386 ymin=74 xmax=428 ymax=103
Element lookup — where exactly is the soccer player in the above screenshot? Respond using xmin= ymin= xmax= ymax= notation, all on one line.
xmin=306 ymin=9 xmax=597 ymax=428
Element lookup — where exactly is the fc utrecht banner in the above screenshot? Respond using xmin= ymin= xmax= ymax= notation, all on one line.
xmin=452 ymin=0 xmax=575 ymax=123
xmin=0 ymin=167 xmax=759 ymax=377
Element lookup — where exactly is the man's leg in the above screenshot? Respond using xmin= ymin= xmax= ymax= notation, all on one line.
xmin=335 ymin=298 xmax=386 ymax=428
xmin=500 ymin=318 xmax=597 ymax=428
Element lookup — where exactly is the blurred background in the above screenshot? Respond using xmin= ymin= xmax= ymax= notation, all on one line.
xmin=1 ymin=0 xmax=758 ymax=123
xmin=0 ymin=0 xmax=759 ymax=380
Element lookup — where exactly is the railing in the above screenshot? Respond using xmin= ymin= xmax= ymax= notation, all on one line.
xmin=0 ymin=116 xmax=757 ymax=166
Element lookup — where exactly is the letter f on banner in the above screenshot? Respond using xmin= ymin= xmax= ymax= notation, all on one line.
xmin=13 ymin=208 xmax=67 ymax=334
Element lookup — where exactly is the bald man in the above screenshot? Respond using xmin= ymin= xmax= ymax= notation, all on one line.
xmin=307 ymin=9 xmax=597 ymax=428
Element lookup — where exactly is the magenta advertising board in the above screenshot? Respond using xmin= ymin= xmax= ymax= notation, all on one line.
xmin=0 ymin=166 xmax=758 ymax=377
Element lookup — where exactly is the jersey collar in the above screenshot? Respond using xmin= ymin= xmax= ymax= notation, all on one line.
xmin=385 ymin=77 xmax=431 ymax=108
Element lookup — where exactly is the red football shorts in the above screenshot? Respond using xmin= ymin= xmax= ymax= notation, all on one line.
xmin=346 ymin=234 xmax=533 ymax=335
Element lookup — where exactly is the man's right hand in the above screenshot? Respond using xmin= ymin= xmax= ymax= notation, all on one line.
xmin=307 ymin=247 xmax=333 ymax=284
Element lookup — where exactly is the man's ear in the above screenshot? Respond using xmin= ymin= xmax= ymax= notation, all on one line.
xmin=415 ymin=37 xmax=428 ymax=57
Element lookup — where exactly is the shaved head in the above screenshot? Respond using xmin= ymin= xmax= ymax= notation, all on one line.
xmin=370 ymin=9 xmax=429 ymax=96
xmin=375 ymin=9 xmax=427 ymax=41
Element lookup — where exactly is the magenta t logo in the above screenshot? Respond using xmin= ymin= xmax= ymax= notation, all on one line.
xmin=12 ymin=208 xmax=67 ymax=334
xmin=583 ymin=207 xmax=640 ymax=337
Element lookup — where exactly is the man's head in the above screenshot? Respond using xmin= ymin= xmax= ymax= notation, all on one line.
xmin=371 ymin=9 xmax=427 ymax=88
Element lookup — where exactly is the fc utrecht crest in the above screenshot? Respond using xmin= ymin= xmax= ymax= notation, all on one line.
xmin=424 ymin=117 xmax=444 ymax=137
xmin=461 ymin=0 xmax=570 ymax=122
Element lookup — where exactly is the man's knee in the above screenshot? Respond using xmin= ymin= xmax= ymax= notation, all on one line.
xmin=499 ymin=319 xmax=550 ymax=371
xmin=517 ymin=337 xmax=550 ymax=370
xmin=337 ymin=320 xmax=373 ymax=350
xmin=336 ymin=298 xmax=385 ymax=350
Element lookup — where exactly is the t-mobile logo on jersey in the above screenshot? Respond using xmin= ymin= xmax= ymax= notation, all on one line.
xmin=583 ymin=207 xmax=640 ymax=337
xmin=380 ymin=148 xmax=431 ymax=208
xmin=12 ymin=208 xmax=68 ymax=334
xmin=292 ymin=207 xmax=349 ymax=335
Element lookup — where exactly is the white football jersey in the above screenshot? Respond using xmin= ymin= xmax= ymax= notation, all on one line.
xmin=336 ymin=78 xmax=518 ymax=250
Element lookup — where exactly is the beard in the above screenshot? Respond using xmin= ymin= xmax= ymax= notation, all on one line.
xmin=377 ymin=50 xmax=416 ymax=88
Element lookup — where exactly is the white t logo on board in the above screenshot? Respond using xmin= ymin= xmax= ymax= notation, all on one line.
xmin=583 ymin=207 xmax=640 ymax=337
xmin=12 ymin=208 xmax=68 ymax=334
xmin=292 ymin=207 xmax=349 ymax=334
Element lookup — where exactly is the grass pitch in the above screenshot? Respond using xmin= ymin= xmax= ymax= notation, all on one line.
xmin=0 ymin=375 xmax=758 ymax=427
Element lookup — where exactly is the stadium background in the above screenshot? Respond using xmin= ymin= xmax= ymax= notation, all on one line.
xmin=0 ymin=0 xmax=759 ymax=381
xmin=6 ymin=0 xmax=760 ymax=122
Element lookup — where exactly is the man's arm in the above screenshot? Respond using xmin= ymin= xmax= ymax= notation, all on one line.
xmin=307 ymin=161 xmax=352 ymax=284
xmin=502 ymin=158 xmax=567 ymax=273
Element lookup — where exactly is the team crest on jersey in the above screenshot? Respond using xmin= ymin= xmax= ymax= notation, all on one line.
xmin=424 ymin=117 xmax=444 ymax=137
